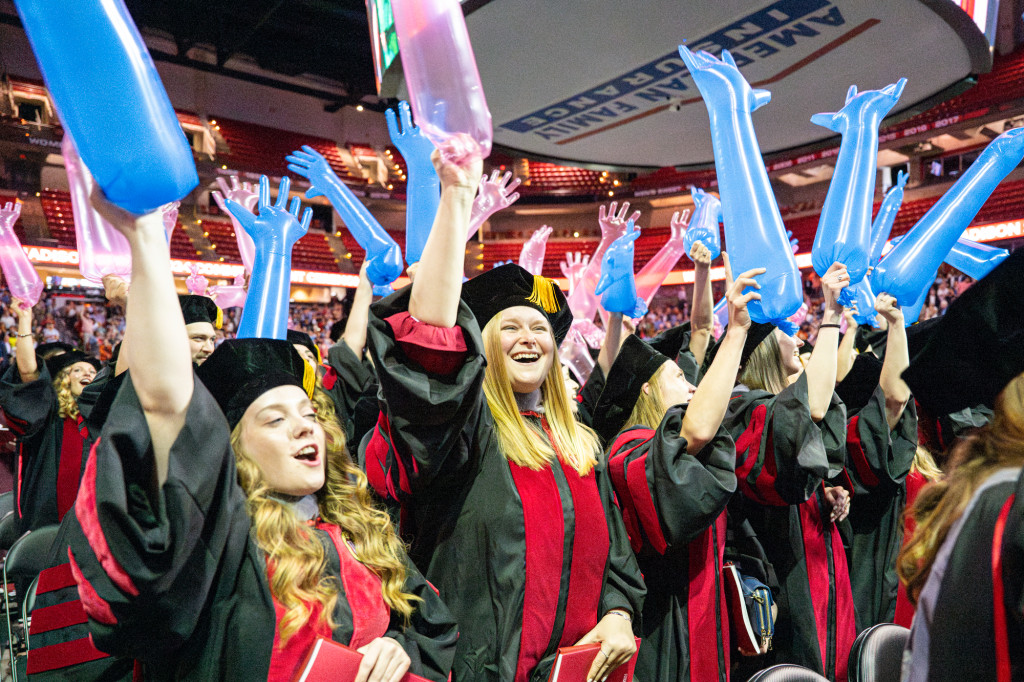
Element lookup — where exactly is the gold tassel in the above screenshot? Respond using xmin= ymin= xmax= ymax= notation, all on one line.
xmin=315 ymin=344 xmax=322 ymax=365
xmin=302 ymin=359 xmax=316 ymax=398
xmin=527 ymin=276 xmax=560 ymax=313
xmin=214 ymin=306 xmax=223 ymax=330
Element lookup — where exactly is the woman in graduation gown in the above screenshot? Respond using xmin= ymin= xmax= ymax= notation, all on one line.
xmin=592 ymin=257 xmax=762 ymax=681
xmin=67 ymin=191 xmax=457 ymax=681
xmin=364 ymin=148 xmax=644 ymax=682
xmin=721 ymin=263 xmax=855 ymax=681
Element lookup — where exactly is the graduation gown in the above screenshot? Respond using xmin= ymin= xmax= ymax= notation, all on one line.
xmin=322 ymin=340 xmax=380 ymax=448
xmin=66 ymin=375 xmax=457 ymax=681
xmin=365 ymin=289 xmax=645 ymax=682
xmin=843 ymin=386 xmax=918 ymax=631
xmin=724 ymin=375 xmax=857 ymax=682
xmin=605 ymin=407 xmax=736 ymax=681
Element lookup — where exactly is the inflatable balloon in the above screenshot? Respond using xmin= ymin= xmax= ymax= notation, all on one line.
xmin=871 ymin=128 xmax=1024 ymax=304
xmin=467 ymin=170 xmax=521 ymax=240
xmin=787 ymin=230 xmax=800 ymax=255
xmin=160 ymin=201 xmax=180 ymax=243
xmin=286 ymin=145 xmax=403 ymax=287
xmin=636 ymin=209 xmax=691 ymax=306
xmin=713 ymin=296 xmax=729 ymax=335
xmin=811 ymin=79 xmax=906 ymax=303
xmin=209 ymin=274 xmax=247 ymax=310
xmin=372 ymin=284 xmax=396 ymax=297
xmin=595 ymin=220 xmax=647 ymax=318
xmin=386 ymin=101 xmax=440 ymax=264
xmin=573 ymin=318 xmax=606 ymax=349
xmin=559 ymin=251 xmax=590 ymax=297
xmin=788 ymin=300 xmax=809 ymax=327
xmin=559 ymin=325 xmax=595 ymax=385
xmin=390 ymin=0 xmax=492 ymax=162
xmin=683 ymin=187 xmax=722 ymax=261
xmin=568 ymin=201 xmax=640 ymax=324
xmin=16 ymin=0 xmax=197 ymax=213
xmin=944 ymin=238 xmax=1009 ymax=280
xmin=211 ymin=176 xmax=259 ymax=273
xmin=868 ymin=171 xmax=908 ymax=265
xmin=848 ymin=278 xmax=879 ymax=327
xmin=186 ymin=263 xmax=208 ymax=296
xmin=518 ymin=225 xmax=552 ymax=276
xmin=901 ymin=276 xmax=933 ymax=326
xmin=225 ymin=176 xmax=312 ymax=340
xmin=679 ymin=46 xmax=802 ymax=326
xmin=0 ymin=202 xmax=43 ymax=305
xmin=63 ymin=135 xmax=132 ymax=283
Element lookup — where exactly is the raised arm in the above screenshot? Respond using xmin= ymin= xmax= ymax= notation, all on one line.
xmin=342 ymin=262 xmax=373 ymax=357
xmin=12 ymin=298 xmax=37 ymax=382
xmin=836 ymin=305 xmax=859 ymax=383
xmin=688 ymin=240 xmax=715 ymax=367
xmin=874 ymin=293 xmax=911 ymax=428
xmin=804 ymin=263 xmax=848 ymax=421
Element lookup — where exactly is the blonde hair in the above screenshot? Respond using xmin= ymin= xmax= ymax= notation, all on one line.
xmin=481 ymin=314 xmax=600 ymax=475
xmin=232 ymin=388 xmax=419 ymax=646
xmin=624 ymin=363 xmax=670 ymax=431
xmin=910 ymin=446 xmax=942 ymax=482
xmin=54 ymin=368 xmax=79 ymax=420
xmin=897 ymin=372 xmax=1024 ymax=604
xmin=739 ymin=332 xmax=790 ymax=395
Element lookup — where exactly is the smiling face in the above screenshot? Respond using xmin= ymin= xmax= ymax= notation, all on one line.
xmin=777 ymin=329 xmax=804 ymax=376
xmin=498 ymin=306 xmax=555 ymax=394
xmin=67 ymin=361 xmax=97 ymax=397
xmin=187 ymin=322 xmax=217 ymax=365
xmin=237 ymin=384 xmax=327 ymax=497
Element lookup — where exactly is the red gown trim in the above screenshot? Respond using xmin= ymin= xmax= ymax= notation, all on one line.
xmin=992 ymin=493 xmax=1015 ymax=682
xmin=845 ymin=416 xmax=880 ymax=489
xmin=67 ymin=547 xmax=116 ymax=626
xmin=607 ymin=431 xmax=652 ymax=554
xmin=735 ymin=404 xmax=787 ymax=506
xmin=385 ymin=311 xmax=467 ymax=376
xmin=25 ymin=637 xmax=108 ymax=674
xmin=56 ymin=416 xmax=85 ymax=521
xmin=688 ymin=512 xmax=729 ymax=682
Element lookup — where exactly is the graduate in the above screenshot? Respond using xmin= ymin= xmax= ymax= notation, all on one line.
xmin=364 ymin=147 xmax=644 ymax=682
xmin=592 ymin=255 xmax=761 ymax=681
xmin=67 ymin=190 xmax=457 ymax=681
xmin=178 ymin=293 xmax=221 ymax=366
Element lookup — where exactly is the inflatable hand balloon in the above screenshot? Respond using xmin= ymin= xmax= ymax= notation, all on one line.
xmin=811 ymin=79 xmax=906 ymax=304
xmin=569 ymin=201 xmax=640 ymax=323
xmin=679 ymin=46 xmax=802 ymax=326
xmin=573 ymin=318 xmax=606 ymax=349
xmin=519 ymin=225 xmax=552 ymax=275
xmin=372 ymin=283 xmax=396 ymax=297
xmin=390 ymin=0 xmax=492 ymax=162
xmin=0 ymin=202 xmax=43 ymax=305
xmin=209 ymin=274 xmax=247 ymax=310
xmin=559 ymin=325 xmax=595 ymax=385
xmin=160 ymin=201 xmax=179 ymax=243
xmin=901 ymin=276 xmax=934 ymax=326
xmin=944 ymin=238 xmax=1009 ymax=280
xmin=683 ymin=187 xmax=722 ymax=261
xmin=559 ymin=251 xmax=590 ymax=297
xmin=286 ymin=145 xmax=403 ymax=286
xmin=848 ymin=278 xmax=879 ymax=327
xmin=491 ymin=259 xmax=513 ymax=269
xmin=186 ymin=263 xmax=208 ymax=296
xmin=868 ymin=170 xmax=908 ymax=265
xmin=467 ymin=170 xmax=521 ymax=240
xmin=787 ymin=230 xmax=800 ymax=254
xmin=226 ymin=176 xmax=312 ymax=340
xmin=386 ymin=101 xmax=440 ymax=264
xmin=595 ymin=220 xmax=647 ymax=318
xmin=712 ymin=296 xmax=729 ymax=338
xmin=63 ymin=135 xmax=132 ymax=283
xmin=636 ymin=209 xmax=691 ymax=306
xmin=212 ymin=176 xmax=259 ymax=273
xmin=871 ymin=128 xmax=1024 ymax=304
xmin=16 ymin=0 xmax=197 ymax=213
xmin=788 ymin=300 xmax=809 ymax=327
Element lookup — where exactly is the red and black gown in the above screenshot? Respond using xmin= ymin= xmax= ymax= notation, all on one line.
xmin=364 ymin=289 xmax=645 ymax=682
xmin=724 ymin=374 xmax=857 ymax=682
xmin=66 ymin=375 xmax=458 ymax=681
xmin=322 ymin=340 xmax=380 ymax=448
xmin=604 ymin=405 xmax=736 ymax=681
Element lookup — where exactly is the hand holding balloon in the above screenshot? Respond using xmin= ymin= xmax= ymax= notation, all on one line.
xmin=386 ymin=100 xmax=440 ymax=264
xmin=873 ymin=292 xmax=903 ymax=329
xmin=212 ymin=175 xmax=259 ymax=273
xmin=820 ymin=262 xmax=850 ymax=318
xmin=519 ymin=225 xmax=552 ymax=275
xmin=0 ymin=201 xmax=42 ymax=306
xmin=722 ymin=253 xmax=764 ymax=333
xmin=467 ymin=170 xmax=521 ymax=240
xmin=594 ymin=220 xmax=646 ymax=318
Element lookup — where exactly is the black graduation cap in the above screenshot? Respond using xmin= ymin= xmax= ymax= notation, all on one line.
xmin=855 ymin=327 xmax=887 ymax=356
xmin=592 ymin=334 xmax=670 ymax=443
xmin=179 ymin=295 xmax=222 ymax=329
xmin=196 ymin=338 xmax=315 ymax=429
xmin=700 ymin=322 xmax=776 ymax=379
xmin=903 ymin=248 xmax=1024 ymax=415
xmin=44 ymin=349 xmax=100 ymax=378
xmin=646 ymin=322 xmax=691 ymax=362
xmin=835 ymin=353 xmax=883 ymax=415
xmin=904 ymin=317 xmax=942 ymax=360
xmin=35 ymin=341 xmax=75 ymax=360
xmin=329 ymin=319 xmax=346 ymax=343
xmin=461 ymin=264 xmax=573 ymax=345
xmin=287 ymin=329 xmax=322 ymax=364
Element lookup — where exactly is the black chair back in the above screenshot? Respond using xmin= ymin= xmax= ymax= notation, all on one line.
xmin=0 ymin=492 xmax=13 ymax=520
xmin=747 ymin=664 xmax=830 ymax=681
xmin=847 ymin=623 xmax=911 ymax=682
xmin=0 ymin=512 xmax=19 ymax=553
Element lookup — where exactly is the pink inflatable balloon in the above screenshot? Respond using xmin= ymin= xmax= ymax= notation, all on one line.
xmin=559 ymin=326 xmax=595 ymax=384
xmin=519 ymin=225 xmax=552 ymax=275
xmin=63 ymin=135 xmax=131 ymax=283
xmin=391 ymin=0 xmax=492 ymax=161
xmin=635 ymin=209 xmax=691 ymax=307
xmin=160 ymin=201 xmax=179 ymax=243
xmin=0 ymin=202 xmax=43 ymax=305
xmin=209 ymin=274 xmax=247 ymax=309
xmin=211 ymin=176 xmax=258 ymax=274
xmin=186 ymin=263 xmax=208 ymax=296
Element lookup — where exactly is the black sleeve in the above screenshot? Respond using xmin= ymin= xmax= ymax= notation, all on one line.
xmin=385 ymin=555 xmax=458 ymax=682
xmin=0 ymin=361 xmax=55 ymax=437
xmin=324 ymin=341 xmax=378 ymax=443
xmin=846 ymin=386 xmax=917 ymax=493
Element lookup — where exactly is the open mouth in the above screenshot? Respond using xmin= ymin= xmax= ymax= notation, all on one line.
xmin=293 ymin=444 xmax=320 ymax=465
xmin=511 ymin=351 xmax=540 ymax=364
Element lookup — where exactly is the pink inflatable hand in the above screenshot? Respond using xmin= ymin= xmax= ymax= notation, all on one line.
xmin=635 ymin=210 xmax=693 ymax=306
xmin=669 ymin=209 xmax=691 ymax=241
xmin=160 ymin=201 xmax=179 ymax=242
xmin=574 ymin=318 xmax=606 ymax=350
xmin=0 ymin=201 xmax=42 ymax=305
xmin=568 ymin=201 xmax=641 ymax=324
xmin=186 ymin=263 xmax=208 ymax=295
xmin=467 ymin=170 xmax=521 ymax=240
xmin=209 ymin=274 xmax=247 ymax=309
xmin=211 ymin=175 xmax=259 ymax=273
xmin=63 ymin=135 xmax=132 ymax=283
xmin=518 ymin=225 xmax=552 ymax=275
xmin=559 ymin=251 xmax=590 ymax=297
xmin=559 ymin=325 xmax=595 ymax=385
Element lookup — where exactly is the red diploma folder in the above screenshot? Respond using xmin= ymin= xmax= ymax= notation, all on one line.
xmin=546 ymin=638 xmax=641 ymax=682
xmin=293 ymin=637 xmax=433 ymax=682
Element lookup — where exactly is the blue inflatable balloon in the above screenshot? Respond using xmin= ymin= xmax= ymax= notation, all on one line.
xmin=683 ymin=186 xmax=722 ymax=261
xmin=679 ymin=46 xmax=802 ymax=327
xmin=811 ymin=79 xmax=906 ymax=303
xmin=871 ymin=128 xmax=1024 ymax=305
xmin=848 ymin=278 xmax=879 ymax=327
xmin=944 ymin=238 xmax=1009 ymax=280
xmin=900 ymin=274 xmax=934 ymax=326
xmin=386 ymin=101 xmax=440 ymax=265
xmin=595 ymin=220 xmax=647 ymax=318
xmin=286 ymin=145 xmax=403 ymax=286
xmin=226 ymin=176 xmax=312 ymax=340
xmin=16 ymin=0 xmax=197 ymax=214
xmin=868 ymin=170 xmax=908 ymax=265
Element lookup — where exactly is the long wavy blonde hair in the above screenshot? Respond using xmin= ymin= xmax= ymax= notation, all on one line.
xmin=232 ymin=388 xmax=419 ymax=645
xmin=625 ymin=363 xmax=670 ymax=431
xmin=53 ymin=369 xmax=79 ymax=420
xmin=481 ymin=314 xmax=600 ymax=475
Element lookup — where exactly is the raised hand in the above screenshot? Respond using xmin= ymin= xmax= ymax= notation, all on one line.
xmin=722 ymin=252 xmax=764 ymax=332
xmin=518 ymin=224 xmax=552 ymax=275
xmin=212 ymin=175 xmax=259 ymax=273
xmin=467 ymin=169 xmax=521 ymax=240
xmin=683 ymin=187 xmax=722 ymax=262
xmin=595 ymin=220 xmax=646 ymax=318
xmin=287 ymin=145 xmax=403 ymax=286
xmin=873 ymin=292 xmax=904 ymax=328
xmin=669 ymin=209 xmax=691 ymax=241
xmin=386 ymin=100 xmax=440 ymax=264
xmin=820 ymin=262 xmax=850 ymax=318
xmin=689 ymin=241 xmax=712 ymax=267
xmin=559 ymin=251 xmax=590 ymax=295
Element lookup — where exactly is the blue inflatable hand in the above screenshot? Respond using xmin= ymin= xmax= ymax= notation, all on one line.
xmin=868 ymin=170 xmax=908 ymax=266
xmin=16 ymin=0 xmax=198 ymax=214
xmin=683 ymin=186 xmax=722 ymax=261
xmin=900 ymin=275 xmax=934 ymax=326
xmin=944 ymin=238 xmax=1009 ymax=280
xmin=811 ymin=79 xmax=906 ymax=297
xmin=226 ymin=176 xmax=312 ymax=340
xmin=595 ymin=221 xmax=647 ymax=317
xmin=786 ymin=230 xmax=800 ymax=255
xmin=679 ymin=46 xmax=801 ymax=327
xmin=386 ymin=101 xmax=440 ymax=265
xmin=286 ymin=145 xmax=403 ymax=286
xmin=848 ymin=278 xmax=879 ymax=327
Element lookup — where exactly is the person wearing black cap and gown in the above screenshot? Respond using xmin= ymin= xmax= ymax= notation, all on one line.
xmin=67 ymin=189 xmax=457 ymax=681
xmin=718 ymin=262 xmax=855 ymax=681
xmin=364 ymin=149 xmax=644 ymax=682
xmin=178 ymin=293 xmax=221 ymax=366
xmin=592 ymin=255 xmax=762 ymax=681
